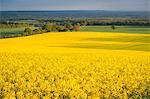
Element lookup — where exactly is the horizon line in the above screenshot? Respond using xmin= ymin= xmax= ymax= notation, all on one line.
xmin=0 ymin=10 xmax=149 ymax=12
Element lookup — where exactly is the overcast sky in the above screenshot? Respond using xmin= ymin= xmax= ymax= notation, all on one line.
xmin=1 ymin=0 xmax=150 ymax=11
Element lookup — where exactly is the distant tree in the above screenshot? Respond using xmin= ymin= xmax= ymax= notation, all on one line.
xmin=42 ymin=23 xmax=58 ymax=32
xmin=57 ymin=26 xmax=66 ymax=32
xmin=51 ymin=24 xmax=58 ymax=31
xmin=80 ymin=21 xmax=88 ymax=26
xmin=111 ymin=25 xmax=116 ymax=30
xmin=24 ymin=28 xmax=32 ymax=35
xmin=73 ymin=23 xmax=81 ymax=31
xmin=65 ymin=23 xmax=73 ymax=31
xmin=33 ymin=28 xmax=41 ymax=34
xmin=76 ymin=23 xmax=81 ymax=26
xmin=42 ymin=24 xmax=50 ymax=32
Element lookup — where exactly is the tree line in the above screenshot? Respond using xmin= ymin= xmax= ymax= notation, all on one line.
xmin=0 ymin=18 xmax=149 ymax=39
xmin=0 ymin=23 xmax=31 ymax=29
xmin=24 ymin=22 xmax=80 ymax=35
xmin=0 ymin=22 xmax=81 ymax=39
xmin=1 ymin=18 xmax=149 ymax=29
xmin=38 ymin=18 xmax=149 ymax=26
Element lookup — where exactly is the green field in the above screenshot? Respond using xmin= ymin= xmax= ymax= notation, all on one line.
xmin=0 ymin=28 xmax=25 ymax=35
xmin=0 ymin=27 xmax=37 ymax=38
xmin=80 ymin=26 xmax=150 ymax=34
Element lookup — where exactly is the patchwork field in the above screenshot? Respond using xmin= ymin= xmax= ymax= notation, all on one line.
xmin=80 ymin=26 xmax=150 ymax=34
xmin=0 ymin=27 xmax=37 ymax=38
xmin=1 ymin=26 xmax=150 ymax=39
xmin=0 ymin=32 xmax=150 ymax=98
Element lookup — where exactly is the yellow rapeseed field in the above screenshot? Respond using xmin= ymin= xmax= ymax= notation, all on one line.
xmin=0 ymin=32 xmax=150 ymax=98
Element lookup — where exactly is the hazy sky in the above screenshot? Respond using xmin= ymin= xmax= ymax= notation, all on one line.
xmin=1 ymin=0 xmax=150 ymax=11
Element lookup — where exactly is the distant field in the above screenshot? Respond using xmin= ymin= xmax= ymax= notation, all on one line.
xmin=0 ymin=27 xmax=37 ymax=37
xmin=1 ymin=26 xmax=149 ymax=38
xmin=0 ymin=28 xmax=25 ymax=35
xmin=80 ymin=26 xmax=150 ymax=34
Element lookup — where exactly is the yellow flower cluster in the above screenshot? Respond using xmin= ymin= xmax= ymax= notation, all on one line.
xmin=0 ymin=32 xmax=149 ymax=98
